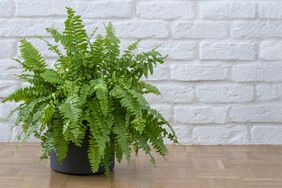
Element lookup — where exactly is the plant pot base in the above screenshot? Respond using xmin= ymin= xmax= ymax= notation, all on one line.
xmin=50 ymin=151 xmax=114 ymax=175
xmin=50 ymin=139 xmax=114 ymax=175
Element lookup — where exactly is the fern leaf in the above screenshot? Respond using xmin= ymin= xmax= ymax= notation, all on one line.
xmin=140 ymin=81 xmax=161 ymax=95
xmin=88 ymin=135 xmax=102 ymax=172
xmin=52 ymin=118 xmax=69 ymax=162
xmin=91 ymin=79 xmax=109 ymax=117
xmin=131 ymin=118 xmax=146 ymax=134
xmin=64 ymin=7 xmax=88 ymax=54
xmin=41 ymin=69 xmax=63 ymax=84
xmin=19 ymin=39 xmax=47 ymax=73
xmin=41 ymin=104 xmax=55 ymax=125
xmin=59 ymin=94 xmax=82 ymax=140
xmin=111 ymin=86 xmax=142 ymax=117
xmin=113 ymin=111 xmax=131 ymax=161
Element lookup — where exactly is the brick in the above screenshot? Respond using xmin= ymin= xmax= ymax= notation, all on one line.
xmin=260 ymin=41 xmax=282 ymax=60
xmin=252 ymin=126 xmax=282 ymax=144
xmin=197 ymin=84 xmax=253 ymax=103
xmin=193 ymin=126 xmax=248 ymax=144
xmin=174 ymin=106 xmax=227 ymax=124
xmin=200 ymin=41 xmax=256 ymax=61
xmin=259 ymin=2 xmax=282 ymax=19
xmin=75 ymin=0 xmax=134 ymax=18
xmin=0 ymin=40 xmax=16 ymax=58
xmin=232 ymin=21 xmax=282 ymax=39
xmin=256 ymin=84 xmax=279 ymax=101
xmin=146 ymin=64 xmax=170 ymax=81
xmin=15 ymin=0 xmax=72 ymax=16
xmin=150 ymin=104 xmax=173 ymax=123
xmin=172 ymin=21 xmax=228 ymax=39
xmin=0 ymin=102 xmax=17 ymax=121
xmin=139 ymin=40 xmax=197 ymax=60
xmin=0 ymin=122 xmax=12 ymax=141
xmin=230 ymin=105 xmax=282 ymax=123
xmin=137 ymin=2 xmax=194 ymax=19
xmin=145 ymin=84 xmax=194 ymax=103
xmin=0 ymin=59 xmax=21 ymax=80
xmin=0 ymin=80 xmax=22 ymax=98
xmin=232 ymin=64 xmax=282 ymax=82
xmin=199 ymin=2 xmax=255 ymax=19
xmin=114 ymin=21 xmax=169 ymax=39
xmin=171 ymin=125 xmax=191 ymax=144
xmin=0 ymin=19 xmax=63 ymax=37
xmin=170 ymin=64 xmax=228 ymax=81
xmin=0 ymin=0 xmax=14 ymax=17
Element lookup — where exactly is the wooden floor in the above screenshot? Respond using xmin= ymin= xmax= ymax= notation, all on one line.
xmin=1 ymin=144 xmax=282 ymax=188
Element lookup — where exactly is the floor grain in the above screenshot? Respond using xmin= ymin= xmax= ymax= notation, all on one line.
xmin=0 ymin=143 xmax=282 ymax=188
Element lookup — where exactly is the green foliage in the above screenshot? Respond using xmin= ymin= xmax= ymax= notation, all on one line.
xmin=3 ymin=7 xmax=178 ymax=176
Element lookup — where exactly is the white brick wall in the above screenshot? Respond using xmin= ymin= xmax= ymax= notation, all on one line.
xmin=0 ymin=0 xmax=282 ymax=144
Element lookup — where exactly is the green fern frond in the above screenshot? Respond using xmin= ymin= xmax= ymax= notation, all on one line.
xmin=104 ymin=23 xmax=120 ymax=61
xmin=140 ymin=81 xmax=161 ymax=95
xmin=131 ymin=117 xmax=146 ymax=134
xmin=41 ymin=104 xmax=55 ymax=126
xmin=113 ymin=111 xmax=131 ymax=161
xmin=59 ymin=94 xmax=82 ymax=140
xmin=41 ymin=69 xmax=63 ymax=84
xmin=64 ymin=7 xmax=88 ymax=54
xmin=88 ymin=134 xmax=102 ymax=172
xmin=111 ymin=85 xmax=143 ymax=117
xmin=19 ymin=39 xmax=47 ymax=73
xmin=52 ymin=118 xmax=69 ymax=162
xmin=91 ymin=79 xmax=109 ymax=117
xmin=3 ymin=87 xmax=37 ymax=102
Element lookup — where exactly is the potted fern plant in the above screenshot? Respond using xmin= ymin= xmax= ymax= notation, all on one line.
xmin=3 ymin=7 xmax=178 ymax=175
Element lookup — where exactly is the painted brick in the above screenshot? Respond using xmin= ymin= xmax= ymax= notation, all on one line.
xmin=0 ymin=102 xmax=17 ymax=121
xmin=137 ymin=2 xmax=194 ymax=19
xmin=15 ymin=0 xmax=72 ymax=16
xmin=256 ymin=84 xmax=279 ymax=101
xmin=145 ymin=84 xmax=194 ymax=103
xmin=0 ymin=80 xmax=22 ymax=98
xmin=232 ymin=21 xmax=282 ymax=39
xmin=259 ymin=2 xmax=282 ymax=19
xmin=139 ymin=40 xmax=197 ymax=60
xmin=0 ymin=122 xmax=12 ymax=141
xmin=199 ymin=2 xmax=256 ymax=19
xmin=0 ymin=0 xmax=14 ymax=17
xmin=260 ymin=41 xmax=282 ymax=60
xmin=0 ymin=59 xmax=21 ymax=80
xmin=193 ymin=126 xmax=248 ymax=144
xmin=172 ymin=125 xmax=191 ymax=144
xmin=232 ymin=64 xmax=282 ymax=82
xmin=200 ymin=41 xmax=256 ymax=60
xmin=115 ymin=21 xmax=169 ymax=39
xmin=146 ymin=64 xmax=170 ymax=81
xmin=230 ymin=105 xmax=282 ymax=123
xmin=0 ymin=19 xmax=63 ymax=37
xmin=252 ymin=126 xmax=282 ymax=144
xmin=174 ymin=106 xmax=227 ymax=124
xmin=197 ymin=84 xmax=254 ymax=103
xmin=0 ymin=0 xmax=282 ymax=144
xmin=75 ymin=0 xmax=134 ymax=18
xmin=150 ymin=104 xmax=173 ymax=123
xmin=170 ymin=64 xmax=228 ymax=81
xmin=0 ymin=40 xmax=16 ymax=58
xmin=172 ymin=21 xmax=228 ymax=39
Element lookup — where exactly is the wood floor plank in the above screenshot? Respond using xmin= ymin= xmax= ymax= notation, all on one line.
xmin=0 ymin=143 xmax=282 ymax=188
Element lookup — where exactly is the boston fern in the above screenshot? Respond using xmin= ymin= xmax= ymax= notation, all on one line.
xmin=3 ymin=7 xmax=178 ymax=175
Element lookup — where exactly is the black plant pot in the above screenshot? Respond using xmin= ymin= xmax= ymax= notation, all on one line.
xmin=50 ymin=135 xmax=114 ymax=175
